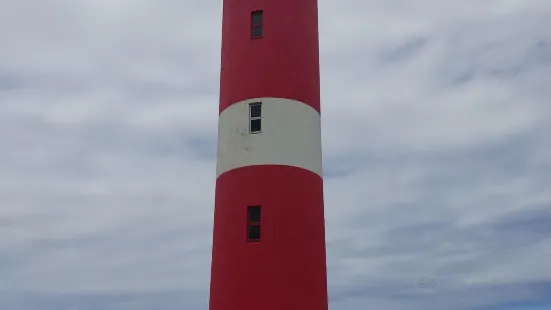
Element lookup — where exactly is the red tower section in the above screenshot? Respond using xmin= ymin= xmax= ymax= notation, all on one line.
xmin=209 ymin=0 xmax=328 ymax=309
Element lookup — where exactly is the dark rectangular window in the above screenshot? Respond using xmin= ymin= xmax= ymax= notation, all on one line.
xmin=248 ymin=205 xmax=261 ymax=222
xmin=247 ymin=206 xmax=261 ymax=242
xmin=251 ymin=10 xmax=263 ymax=25
xmin=248 ymin=225 xmax=261 ymax=240
xmin=250 ymin=119 xmax=261 ymax=133
xmin=249 ymin=102 xmax=262 ymax=133
xmin=251 ymin=10 xmax=263 ymax=39
xmin=250 ymin=102 xmax=261 ymax=118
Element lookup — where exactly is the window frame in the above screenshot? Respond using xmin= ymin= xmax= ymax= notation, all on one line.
xmin=247 ymin=205 xmax=261 ymax=242
xmin=251 ymin=10 xmax=263 ymax=39
xmin=249 ymin=102 xmax=262 ymax=134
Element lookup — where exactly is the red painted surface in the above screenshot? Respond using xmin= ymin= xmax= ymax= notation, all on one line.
xmin=219 ymin=0 xmax=321 ymax=113
xmin=210 ymin=165 xmax=328 ymax=310
xmin=210 ymin=0 xmax=327 ymax=308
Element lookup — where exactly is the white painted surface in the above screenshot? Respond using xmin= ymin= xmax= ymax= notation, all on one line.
xmin=216 ymin=97 xmax=323 ymax=177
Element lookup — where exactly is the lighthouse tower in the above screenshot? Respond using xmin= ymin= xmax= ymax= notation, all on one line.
xmin=209 ymin=0 xmax=328 ymax=309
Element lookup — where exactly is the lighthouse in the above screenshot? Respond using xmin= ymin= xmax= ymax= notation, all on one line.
xmin=208 ymin=0 xmax=328 ymax=309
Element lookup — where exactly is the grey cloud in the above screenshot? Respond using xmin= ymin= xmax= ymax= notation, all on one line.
xmin=379 ymin=37 xmax=430 ymax=63
xmin=489 ymin=209 xmax=551 ymax=235
xmin=0 ymin=290 xmax=207 ymax=310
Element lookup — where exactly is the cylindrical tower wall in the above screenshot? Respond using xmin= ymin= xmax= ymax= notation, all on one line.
xmin=210 ymin=0 xmax=327 ymax=309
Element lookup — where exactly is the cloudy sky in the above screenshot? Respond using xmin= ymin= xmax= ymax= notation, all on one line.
xmin=1 ymin=0 xmax=551 ymax=309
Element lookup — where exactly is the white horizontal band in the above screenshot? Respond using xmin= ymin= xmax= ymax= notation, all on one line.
xmin=216 ymin=97 xmax=323 ymax=177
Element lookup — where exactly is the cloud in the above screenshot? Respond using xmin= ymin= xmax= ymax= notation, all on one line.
xmin=1 ymin=0 xmax=550 ymax=309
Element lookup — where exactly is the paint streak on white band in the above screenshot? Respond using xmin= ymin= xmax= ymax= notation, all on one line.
xmin=216 ymin=97 xmax=322 ymax=178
